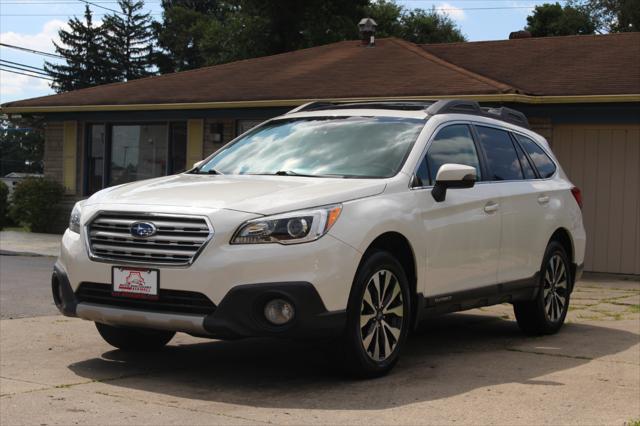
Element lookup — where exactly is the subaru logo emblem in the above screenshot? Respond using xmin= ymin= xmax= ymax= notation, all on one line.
xmin=130 ymin=222 xmax=157 ymax=238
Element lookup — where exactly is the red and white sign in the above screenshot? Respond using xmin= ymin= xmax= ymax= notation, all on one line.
xmin=112 ymin=267 xmax=158 ymax=299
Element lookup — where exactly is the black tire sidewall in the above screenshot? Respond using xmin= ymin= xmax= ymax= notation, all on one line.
xmin=344 ymin=250 xmax=412 ymax=377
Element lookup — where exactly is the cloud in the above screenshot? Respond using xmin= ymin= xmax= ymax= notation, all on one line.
xmin=0 ymin=20 xmax=66 ymax=103
xmin=0 ymin=19 xmax=69 ymax=53
xmin=437 ymin=3 xmax=466 ymax=21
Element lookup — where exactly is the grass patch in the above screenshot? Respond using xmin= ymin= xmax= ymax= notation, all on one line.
xmin=625 ymin=419 xmax=640 ymax=426
xmin=628 ymin=304 xmax=640 ymax=314
xmin=2 ymin=226 xmax=29 ymax=232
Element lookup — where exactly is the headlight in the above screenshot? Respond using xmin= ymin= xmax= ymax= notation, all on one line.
xmin=231 ymin=204 xmax=342 ymax=245
xmin=68 ymin=202 xmax=82 ymax=234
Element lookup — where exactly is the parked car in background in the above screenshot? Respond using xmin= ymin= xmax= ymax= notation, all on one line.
xmin=52 ymin=100 xmax=585 ymax=378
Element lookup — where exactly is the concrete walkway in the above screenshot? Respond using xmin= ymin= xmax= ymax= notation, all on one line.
xmin=0 ymin=231 xmax=61 ymax=257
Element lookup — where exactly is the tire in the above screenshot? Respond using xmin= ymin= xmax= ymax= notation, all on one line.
xmin=514 ymin=241 xmax=572 ymax=335
xmin=95 ymin=322 xmax=175 ymax=352
xmin=342 ymin=250 xmax=411 ymax=379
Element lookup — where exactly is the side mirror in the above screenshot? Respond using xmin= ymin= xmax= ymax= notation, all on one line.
xmin=432 ymin=164 xmax=476 ymax=202
xmin=192 ymin=160 xmax=204 ymax=169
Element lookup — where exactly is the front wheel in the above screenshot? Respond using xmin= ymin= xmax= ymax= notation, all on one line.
xmin=514 ymin=241 xmax=572 ymax=335
xmin=95 ymin=322 xmax=175 ymax=352
xmin=342 ymin=251 xmax=411 ymax=379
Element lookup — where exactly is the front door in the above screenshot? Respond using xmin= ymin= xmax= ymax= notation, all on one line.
xmin=415 ymin=123 xmax=501 ymax=297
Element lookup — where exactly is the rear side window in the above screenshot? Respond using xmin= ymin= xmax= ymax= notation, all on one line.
xmin=418 ymin=124 xmax=482 ymax=185
xmin=513 ymin=139 xmax=537 ymax=179
xmin=515 ymin=134 xmax=557 ymax=178
xmin=475 ymin=126 xmax=523 ymax=181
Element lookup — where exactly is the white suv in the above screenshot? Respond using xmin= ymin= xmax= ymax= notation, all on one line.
xmin=53 ymin=100 xmax=585 ymax=378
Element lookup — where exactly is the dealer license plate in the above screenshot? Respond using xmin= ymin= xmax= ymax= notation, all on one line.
xmin=112 ymin=267 xmax=159 ymax=299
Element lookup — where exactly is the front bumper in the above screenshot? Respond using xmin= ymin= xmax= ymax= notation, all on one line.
xmin=53 ymin=263 xmax=346 ymax=339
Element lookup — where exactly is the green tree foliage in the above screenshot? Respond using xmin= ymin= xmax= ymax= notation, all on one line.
xmin=153 ymin=0 xmax=232 ymax=73
xmin=103 ymin=0 xmax=155 ymax=81
xmin=569 ymin=0 xmax=639 ymax=32
xmin=9 ymin=178 xmax=64 ymax=233
xmin=400 ymin=8 xmax=466 ymax=43
xmin=153 ymin=0 xmax=466 ymax=73
xmin=526 ymin=3 xmax=597 ymax=36
xmin=44 ymin=6 xmax=114 ymax=92
xmin=0 ymin=119 xmax=44 ymax=176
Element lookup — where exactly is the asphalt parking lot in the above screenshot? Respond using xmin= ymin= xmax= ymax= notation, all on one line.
xmin=1 ymin=255 xmax=639 ymax=425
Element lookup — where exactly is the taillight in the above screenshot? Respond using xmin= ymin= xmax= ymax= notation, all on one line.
xmin=571 ymin=186 xmax=583 ymax=209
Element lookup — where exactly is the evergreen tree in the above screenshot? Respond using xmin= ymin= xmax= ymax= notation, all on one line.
xmin=44 ymin=6 xmax=112 ymax=92
xmin=103 ymin=0 xmax=155 ymax=81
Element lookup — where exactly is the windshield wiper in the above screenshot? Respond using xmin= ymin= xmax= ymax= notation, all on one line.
xmin=273 ymin=170 xmax=346 ymax=178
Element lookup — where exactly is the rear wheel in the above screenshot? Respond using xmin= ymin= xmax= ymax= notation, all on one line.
xmin=514 ymin=241 xmax=572 ymax=335
xmin=95 ymin=322 xmax=175 ymax=351
xmin=343 ymin=251 xmax=411 ymax=378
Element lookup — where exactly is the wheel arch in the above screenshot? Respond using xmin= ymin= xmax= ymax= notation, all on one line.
xmin=358 ymin=231 xmax=418 ymax=324
xmin=549 ymin=227 xmax=574 ymax=264
xmin=548 ymin=227 xmax=577 ymax=290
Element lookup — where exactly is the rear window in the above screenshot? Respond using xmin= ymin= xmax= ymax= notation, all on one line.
xmin=515 ymin=134 xmax=557 ymax=178
xmin=476 ymin=126 xmax=523 ymax=181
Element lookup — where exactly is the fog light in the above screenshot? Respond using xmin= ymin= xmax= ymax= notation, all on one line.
xmin=264 ymin=299 xmax=295 ymax=325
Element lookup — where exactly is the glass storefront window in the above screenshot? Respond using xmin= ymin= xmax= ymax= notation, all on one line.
xmin=110 ymin=125 xmax=168 ymax=186
xmin=87 ymin=124 xmax=106 ymax=194
xmin=85 ymin=122 xmax=187 ymax=195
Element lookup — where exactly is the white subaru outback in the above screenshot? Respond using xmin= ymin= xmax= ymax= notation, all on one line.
xmin=53 ymin=99 xmax=585 ymax=378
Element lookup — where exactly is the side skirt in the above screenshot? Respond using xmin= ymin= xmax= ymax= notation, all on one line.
xmin=414 ymin=274 xmax=539 ymax=324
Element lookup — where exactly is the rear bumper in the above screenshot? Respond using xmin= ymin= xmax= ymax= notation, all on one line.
xmin=52 ymin=265 xmax=346 ymax=339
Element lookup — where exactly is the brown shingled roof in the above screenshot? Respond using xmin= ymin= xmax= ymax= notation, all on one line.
xmin=3 ymin=33 xmax=639 ymax=110
xmin=421 ymin=33 xmax=640 ymax=96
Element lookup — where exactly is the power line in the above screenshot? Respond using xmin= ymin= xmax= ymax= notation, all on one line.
xmin=0 ymin=62 xmax=49 ymax=77
xmin=0 ymin=67 xmax=53 ymax=80
xmin=0 ymin=43 xmax=63 ymax=59
xmin=0 ymin=59 xmax=46 ymax=72
xmin=77 ymin=0 xmax=124 ymax=14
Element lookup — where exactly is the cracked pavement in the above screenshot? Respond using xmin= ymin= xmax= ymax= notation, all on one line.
xmin=1 ymin=256 xmax=639 ymax=425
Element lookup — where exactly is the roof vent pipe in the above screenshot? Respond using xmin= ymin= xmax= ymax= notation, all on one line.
xmin=358 ymin=18 xmax=377 ymax=47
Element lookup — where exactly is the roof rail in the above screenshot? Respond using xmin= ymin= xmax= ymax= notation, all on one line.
xmin=288 ymin=100 xmax=436 ymax=113
xmin=287 ymin=98 xmax=530 ymax=128
xmin=426 ymin=99 xmax=530 ymax=129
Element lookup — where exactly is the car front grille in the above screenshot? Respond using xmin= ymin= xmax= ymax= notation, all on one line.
xmin=76 ymin=283 xmax=216 ymax=315
xmin=87 ymin=212 xmax=213 ymax=266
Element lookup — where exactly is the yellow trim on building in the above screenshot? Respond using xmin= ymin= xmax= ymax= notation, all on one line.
xmin=186 ymin=119 xmax=204 ymax=167
xmin=62 ymin=121 xmax=77 ymax=194
xmin=2 ymin=94 xmax=639 ymax=114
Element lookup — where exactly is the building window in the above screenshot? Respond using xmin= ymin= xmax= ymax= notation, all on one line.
xmin=85 ymin=122 xmax=187 ymax=195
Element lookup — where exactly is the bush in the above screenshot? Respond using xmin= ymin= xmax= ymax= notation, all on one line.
xmin=9 ymin=178 xmax=65 ymax=233
xmin=0 ymin=183 xmax=8 ymax=230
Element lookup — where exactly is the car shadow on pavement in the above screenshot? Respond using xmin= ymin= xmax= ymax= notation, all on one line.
xmin=67 ymin=312 xmax=637 ymax=410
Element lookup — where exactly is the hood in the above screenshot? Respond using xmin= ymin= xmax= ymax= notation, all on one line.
xmin=86 ymin=173 xmax=386 ymax=215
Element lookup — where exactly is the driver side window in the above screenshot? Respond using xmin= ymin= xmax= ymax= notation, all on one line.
xmin=416 ymin=124 xmax=482 ymax=186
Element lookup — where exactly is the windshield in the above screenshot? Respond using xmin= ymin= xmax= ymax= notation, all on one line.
xmin=196 ymin=116 xmax=425 ymax=178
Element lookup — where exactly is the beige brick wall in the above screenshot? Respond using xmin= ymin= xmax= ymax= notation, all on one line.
xmin=44 ymin=122 xmax=64 ymax=186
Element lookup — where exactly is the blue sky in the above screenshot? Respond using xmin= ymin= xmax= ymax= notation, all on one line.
xmin=0 ymin=0 xmax=553 ymax=104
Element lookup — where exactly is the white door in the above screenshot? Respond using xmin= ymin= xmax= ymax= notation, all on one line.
xmin=473 ymin=125 xmax=549 ymax=284
xmin=415 ymin=124 xmax=501 ymax=297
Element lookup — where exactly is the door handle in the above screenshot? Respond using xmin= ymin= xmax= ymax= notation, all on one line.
xmin=484 ymin=201 xmax=499 ymax=214
xmin=538 ymin=195 xmax=550 ymax=205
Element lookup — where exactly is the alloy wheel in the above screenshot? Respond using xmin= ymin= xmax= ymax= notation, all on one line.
xmin=359 ymin=269 xmax=404 ymax=361
xmin=543 ymin=254 xmax=568 ymax=322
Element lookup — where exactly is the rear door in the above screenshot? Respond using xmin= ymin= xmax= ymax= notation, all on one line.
xmin=415 ymin=123 xmax=501 ymax=297
xmin=473 ymin=125 xmax=549 ymax=284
